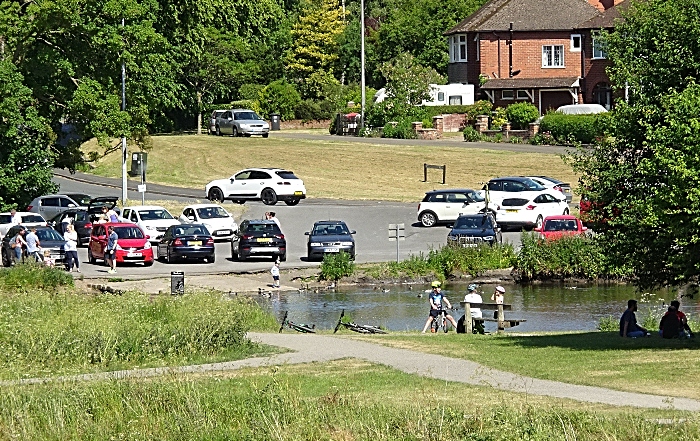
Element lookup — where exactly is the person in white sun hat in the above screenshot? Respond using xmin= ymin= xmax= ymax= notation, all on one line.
xmin=491 ymin=285 xmax=505 ymax=305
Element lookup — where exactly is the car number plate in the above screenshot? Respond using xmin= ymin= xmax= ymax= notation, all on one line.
xmin=506 ymin=209 xmax=518 ymax=213
xmin=258 ymin=238 xmax=272 ymax=243
xmin=293 ymin=191 xmax=303 ymax=196
xmin=216 ymin=230 xmax=231 ymax=236
xmin=127 ymin=252 xmax=142 ymax=257
xmin=462 ymin=243 xmax=478 ymax=248
xmin=324 ymin=248 xmax=339 ymax=253
xmin=189 ymin=241 xmax=202 ymax=247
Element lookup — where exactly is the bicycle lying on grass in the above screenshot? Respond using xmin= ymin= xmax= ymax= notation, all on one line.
xmin=334 ymin=309 xmax=388 ymax=334
xmin=278 ymin=311 xmax=316 ymax=333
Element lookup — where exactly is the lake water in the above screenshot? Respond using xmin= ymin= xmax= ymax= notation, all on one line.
xmin=258 ymin=283 xmax=700 ymax=333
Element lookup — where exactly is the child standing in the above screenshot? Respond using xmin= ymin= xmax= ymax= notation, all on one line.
xmin=43 ymin=250 xmax=55 ymax=268
xmin=271 ymin=261 xmax=280 ymax=288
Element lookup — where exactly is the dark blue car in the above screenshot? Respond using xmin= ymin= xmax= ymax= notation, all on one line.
xmin=447 ymin=214 xmax=501 ymax=247
xmin=157 ymin=224 xmax=215 ymax=263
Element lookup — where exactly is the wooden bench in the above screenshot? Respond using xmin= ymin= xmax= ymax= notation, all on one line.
xmin=459 ymin=302 xmax=526 ymax=333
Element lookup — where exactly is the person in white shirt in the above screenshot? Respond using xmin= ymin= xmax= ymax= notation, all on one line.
xmin=265 ymin=211 xmax=282 ymax=229
xmin=63 ymin=224 xmax=80 ymax=272
xmin=491 ymin=285 xmax=505 ymax=304
xmin=10 ymin=209 xmax=22 ymax=225
xmin=271 ymin=261 xmax=280 ymax=288
xmin=463 ymin=284 xmax=483 ymax=318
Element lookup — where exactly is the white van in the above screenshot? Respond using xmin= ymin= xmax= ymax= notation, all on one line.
xmin=373 ymin=83 xmax=475 ymax=106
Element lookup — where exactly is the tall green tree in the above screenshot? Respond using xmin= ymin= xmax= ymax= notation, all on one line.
xmin=569 ymin=0 xmax=700 ymax=291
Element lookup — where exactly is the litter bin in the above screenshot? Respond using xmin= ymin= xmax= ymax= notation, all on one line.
xmin=129 ymin=152 xmax=148 ymax=177
xmin=270 ymin=113 xmax=281 ymax=131
xmin=171 ymin=271 xmax=184 ymax=295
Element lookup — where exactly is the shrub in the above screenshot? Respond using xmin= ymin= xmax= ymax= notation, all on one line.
xmin=490 ymin=107 xmax=508 ymax=129
xmin=382 ymin=118 xmax=416 ymax=139
xmin=229 ymin=99 xmax=261 ymax=115
xmin=419 ymin=100 xmax=493 ymax=122
xmin=505 ymin=102 xmax=539 ymax=129
xmin=539 ymin=112 xmax=612 ymax=144
xmin=0 ymin=263 xmax=74 ymax=290
xmin=258 ymin=80 xmax=301 ymax=120
xmin=294 ymin=100 xmax=324 ymax=122
xmin=320 ymin=252 xmax=355 ymax=280
xmin=238 ymin=84 xmax=264 ymax=100
xmin=462 ymin=126 xmax=484 ymax=142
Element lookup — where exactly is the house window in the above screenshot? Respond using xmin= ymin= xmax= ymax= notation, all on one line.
xmin=592 ymin=33 xmax=607 ymax=59
xmin=449 ymin=95 xmax=463 ymax=105
xmin=501 ymin=90 xmax=514 ymax=100
xmin=542 ymin=45 xmax=564 ymax=67
xmin=474 ymin=33 xmax=480 ymax=61
xmin=437 ymin=92 xmax=445 ymax=102
xmin=516 ymin=90 xmax=530 ymax=100
xmin=450 ymin=34 xmax=468 ymax=63
xmin=570 ymin=34 xmax=581 ymax=52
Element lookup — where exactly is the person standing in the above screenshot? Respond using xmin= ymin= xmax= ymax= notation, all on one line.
xmin=10 ymin=209 xmax=22 ymax=226
xmin=63 ymin=224 xmax=80 ymax=273
xmin=106 ymin=226 xmax=119 ymax=274
xmin=12 ymin=228 xmax=27 ymax=263
xmin=25 ymin=227 xmax=43 ymax=262
xmin=266 ymin=211 xmax=281 ymax=230
xmin=106 ymin=207 xmax=119 ymax=223
xmin=619 ymin=299 xmax=649 ymax=338
xmin=422 ymin=281 xmax=459 ymax=333
xmin=271 ymin=261 xmax=280 ymax=288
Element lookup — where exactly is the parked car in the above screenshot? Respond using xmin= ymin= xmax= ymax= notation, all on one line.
xmin=306 ymin=220 xmax=356 ymax=260
xmin=205 ymin=168 xmax=306 ymax=206
xmin=496 ymin=194 xmax=570 ymax=230
xmin=417 ymin=189 xmax=489 ymax=227
xmin=121 ymin=205 xmax=181 ymax=246
xmin=209 ymin=109 xmax=227 ymax=135
xmin=26 ymin=194 xmax=80 ymax=220
xmin=534 ymin=215 xmax=587 ymax=240
xmin=231 ymin=219 xmax=286 ymax=261
xmin=48 ymin=209 xmax=93 ymax=245
xmin=157 ymin=224 xmax=215 ymax=263
xmin=483 ymin=176 xmax=564 ymax=206
xmin=1 ymin=225 xmax=66 ymax=267
xmin=524 ymin=176 xmax=572 ymax=203
xmin=62 ymin=193 xmax=92 ymax=207
xmin=88 ymin=222 xmax=154 ymax=266
xmin=179 ymin=204 xmax=238 ymax=241
xmin=0 ymin=212 xmax=46 ymax=238
xmin=447 ymin=213 xmax=501 ymax=247
xmin=215 ymin=109 xmax=270 ymax=137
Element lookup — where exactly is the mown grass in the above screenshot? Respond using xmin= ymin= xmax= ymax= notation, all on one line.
xmin=1 ymin=360 xmax=698 ymax=440
xmin=350 ymin=332 xmax=700 ymax=400
xmin=81 ymin=134 xmax=579 ymax=202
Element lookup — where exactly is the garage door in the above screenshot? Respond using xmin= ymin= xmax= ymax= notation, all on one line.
xmin=540 ymin=91 xmax=573 ymax=113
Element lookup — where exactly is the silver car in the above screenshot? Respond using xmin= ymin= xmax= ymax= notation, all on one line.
xmin=209 ymin=109 xmax=226 ymax=135
xmin=215 ymin=109 xmax=270 ymax=138
xmin=26 ymin=194 xmax=80 ymax=220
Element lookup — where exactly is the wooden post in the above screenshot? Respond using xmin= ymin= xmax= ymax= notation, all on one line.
xmin=423 ymin=163 xmax=427 ymax=182
xmin=465 ymin=303 xmax=473 ymax=334
xmin=442 ymin=165 xmax=446 ymax=184
xmin=497 ymin=304 xmax=505 ymax=332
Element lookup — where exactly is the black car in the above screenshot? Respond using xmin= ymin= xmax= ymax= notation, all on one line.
xmin=49 ymin=209 xmax=93 ymax=245
xmin=447 ymin=213 xmax=501 ymax=247
xmin=2 ymin=225 xmax=67 ymax=267
xmin=305 ymin=220 xmax=356 ymax=260
xmin=231 ymin=220 xmax=286 ymax=261
xmin=157 ymin=224 xmax=215 ymax=264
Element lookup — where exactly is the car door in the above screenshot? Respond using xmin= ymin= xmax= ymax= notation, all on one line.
xmin=39 ymin=197 xmax=60 ymax=219
xmin=444 ymin=192 xmax=473 ymax=220
xmin=225 ymin=170 xmax=257 ymax=198
xmin=534 ymin=193 xmax=562 ymax=217
xmin=247 ymin=170 xmax=271 ymax=198
xmin=219 ymin=111 xmax=232 ymax=134
xmin=90 ymin=224 xmax=107 ymax=259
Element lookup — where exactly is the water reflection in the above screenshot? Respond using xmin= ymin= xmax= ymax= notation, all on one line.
xmin=259 ymin=283 xmax=699 ymax=333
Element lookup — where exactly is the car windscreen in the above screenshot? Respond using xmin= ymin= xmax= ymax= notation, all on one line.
xmin=466 ymin=190 xmax=485 ymax=202
xmin=522 ymin=179 xmax=545 ymax=191
xmin=501 ymin=198 xmax=530 ymax=207
xmin=138 ymin=209 xmax=174 ymax=220
xmin=22 ymin=214 xmax=46 ymax=223
xmin=174 ymin=225 xmax=209 ymax=236
xmin=313 ymin=224 xmax=349 ymax=235
xmin=455 ymin=217 xmax=491 ymax=229
xmin=544 ymin=220 xmax=578 ymax=231
xmin=245 ymin=223 xmax=281 ymax=235
xmin=35 ymin=229 xmax=65 ymax=241
xmin=275 ymin=171 xmax=299 ymax=180
xmin=196 ymin=207 xmax=230 ymax=219
xmin=114 ymin=226 xmax=145 ymax=239
xmin=234 ymin=111 xmax=261 ymax=120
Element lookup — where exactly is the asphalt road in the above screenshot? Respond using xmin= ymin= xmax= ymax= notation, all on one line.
xmin=53 ymin=173 xmax=523 ymax=278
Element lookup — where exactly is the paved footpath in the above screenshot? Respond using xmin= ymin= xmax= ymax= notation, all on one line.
xmin=4 ymin=333 xmax=699 ymax=412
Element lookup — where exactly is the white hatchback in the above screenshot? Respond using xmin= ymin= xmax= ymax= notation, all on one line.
xmin=121 ymin=206 xmax=181 ymax=245
xmin=496 ymin=193 xmax=569 ymax=230
xmin=179 ymin=204 xmax=238 ymax=241
xmin=0 ymin=212 xmax=46 ymax=238
xmin=205 ymin=168 xmax=306 ymax=206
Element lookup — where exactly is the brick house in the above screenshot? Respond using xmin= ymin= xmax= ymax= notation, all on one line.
xmin=444 ymin=0 xmax=628 ymax=113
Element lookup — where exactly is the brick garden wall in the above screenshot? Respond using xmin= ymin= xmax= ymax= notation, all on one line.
xmin=279 ymin=119 xmax=331 ymax=130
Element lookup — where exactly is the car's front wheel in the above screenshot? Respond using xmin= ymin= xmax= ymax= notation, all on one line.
xmin=88 ymin=248 xmax=96 ymax=264
xmin=284 ymin=198 xmax=300 ymax=206
xmin=419 ymin=211 xmax=438 ymax=227
xmin=232 ymin=127 xmax=238 ymax=137
xmin=261 ymin=188 xmax=278 ymax=205
xmin=208 ymin=187 xmax=224 ymax=202
xmin=215 ymin=126 xmax=221 ymax=136
xmin=262 ymin=133 xmax=269 ymax=138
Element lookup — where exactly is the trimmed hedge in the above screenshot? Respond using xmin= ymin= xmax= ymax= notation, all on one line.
xmin=538 ymin=112 xmax=613 ymax=144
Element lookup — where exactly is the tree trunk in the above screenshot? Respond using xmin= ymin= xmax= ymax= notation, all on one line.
xmin=197 ymin=92 xmax=202 ymax=135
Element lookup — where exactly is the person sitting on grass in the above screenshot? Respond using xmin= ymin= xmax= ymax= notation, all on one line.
xmin=659 ymin=300 xmax=695 ymax=339
xmin=619 ymin=299 xmax=649 ymax=338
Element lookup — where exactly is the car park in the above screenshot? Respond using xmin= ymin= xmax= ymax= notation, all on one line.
xmin=205 ymin=168 xmax=306 ymax=206
xmin=48 ymin=209 xmax=93 ymax=245
xmin=524 ymin=176 xmax=572 ymax=204
xmin=179 ymin=204 xmax=238 ymax=241
xmin=417 ymin=189 xmax=489 ymax=227
xmin=231 ymin=219 xmax=286 ymax=261
xmin=0 ymin=212 xmax=46 ymax=238
xmin=215 ymin=109 xmax=270 ymax=137
xmin=447 ymin=213 xmax=501 ymax=247
xmin=209 ymin=109 xmax=227 ymax=135
xmin=483 ymin=176 xmax=563 ymax=206
xmin=496 ymin=194 xmax=569 ymax=230
xmin=534 ymin=215 xmax=587 ymax=240
xmin=88 ymin=222 xmax=154 ymax=266
xmin=157 ymin=224 xmax=215 ymax=263
xmin=1 ymin=225 xmax=66 ymax=267
xmin=305 ymin=220 xmax=356 ymax=260
xmin=121 ymin=205 xmax=181 ymax=247
xmin=26 ymin=194 xmax=79 ymax=220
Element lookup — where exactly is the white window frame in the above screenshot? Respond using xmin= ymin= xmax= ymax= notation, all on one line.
xmin=474 ymin=33 xmax=480 ymax=61
xmin=516 ymin=90 xmax=531 ymax=100
xmin=570 ymin=34 xmax=581 ymax=52
xmin=542 ymin=44 xmax=564 ymax=68
xmin=501 ymin=90 xmax=514 ymax=100
xmin=592 ymin=33 xmax=607 ymax=59
xmin=449 ymin=34 xmax=468 ymax=63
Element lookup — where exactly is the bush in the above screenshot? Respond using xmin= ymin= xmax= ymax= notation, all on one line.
xmin=382 ymin=118 xmax=416 ymax=139
xmin=0 ymin=263 xmax=74 ymax=290
xmin=258 ymin=80 xmax=301 ymax=120
xmin=238 ymin=84 xmax=264 ymax=100
xmin=229 ymin=99 xmax=261 ymax=115
xmin=539 ymin=112 xmax=613 ymax=144
xmin=490 ymin=107 xmax=508 ymax=129
xmin=462 ymin=126 xmax=484 ymax=142
xmin=505 ymin=102 xmax=539 ymax=129
xmin=294 ymin=100 xmax=323 ymax=122
xmin=320 ymin=252 xmax=355 ymax=281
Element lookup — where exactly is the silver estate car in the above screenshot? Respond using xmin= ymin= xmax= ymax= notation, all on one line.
xmin=215 ymin=109 xmax=270 ymax=138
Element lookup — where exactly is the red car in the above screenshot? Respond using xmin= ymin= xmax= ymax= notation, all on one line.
xmin=534 ymin=215 xmax=587 ymax=240
xmin=88 ymin=222 xmax=154 ymax=266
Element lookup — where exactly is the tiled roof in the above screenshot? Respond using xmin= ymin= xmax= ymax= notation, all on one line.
xmin=578 ymin=0 xmax=630 ymax=29
xmin=481 ymin=77 xmax=580 ymax=89
xmin=445 ymin=0 xmax=601 ymax=35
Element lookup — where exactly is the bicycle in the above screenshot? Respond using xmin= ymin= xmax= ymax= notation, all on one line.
xmin=278 ymin=311 xmax=316 ymax=333
xmin=334 ymin=309 xmax=388 ymax=334
xmin=432 ymin=309 xmax=450 ymax=333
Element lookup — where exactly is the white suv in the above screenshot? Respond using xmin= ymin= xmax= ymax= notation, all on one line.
xmin=417 ymin=189 xmax=489 ymax=227
xmin=205 ymin=168 xmax=306 ymax=206
xmin=121 ymin=205 xmax=181 ymax=245
xmin=179 ymin=204 xmax=238 ymax=241
xmin=483 ymin=177 xmax=565 ymax=206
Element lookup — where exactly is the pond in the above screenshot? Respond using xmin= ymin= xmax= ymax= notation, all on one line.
xmin=258 ymin=283 xmax=700 ymax=333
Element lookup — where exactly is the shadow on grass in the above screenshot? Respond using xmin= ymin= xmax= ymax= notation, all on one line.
xmin=504 ymin=331 xmax=700 ymax=351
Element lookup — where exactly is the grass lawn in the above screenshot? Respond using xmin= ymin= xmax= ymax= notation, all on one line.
xmin=343 ymin=332 xmax=700 ymax=400
xmin=82 ymin=134 xmax=579 ymax=203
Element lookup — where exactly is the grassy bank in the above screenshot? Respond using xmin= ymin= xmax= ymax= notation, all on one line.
xmin=1 ymin=361 xmax=697 ymax=440
xmin=81 ymin=134 xmax=578 ymax=202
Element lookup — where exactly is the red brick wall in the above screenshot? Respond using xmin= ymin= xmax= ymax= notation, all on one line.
xmin=279 ymin=119 xmax=332 ymax=130
xmin=442 ymin=113 xmax=468 ymax=132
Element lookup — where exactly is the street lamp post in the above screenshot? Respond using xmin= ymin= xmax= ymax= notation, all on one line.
xmin=360 ymin=0 xmax=365 ymax=130
xmin=121 ymin=18 xmax=128 ymax=205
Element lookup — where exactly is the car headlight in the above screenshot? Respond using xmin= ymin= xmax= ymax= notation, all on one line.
xmin=447 ymin=235 xmax=457 ymax=241
xmin=340 ymin=242 xmax=354 ymax=246
xmin=144 ymin=242 xmax=152 ymax=249
xmin=310 ymin=242 xmax=322 ymax=246
xmin=483 ymin=236 xmax=494 ymax=241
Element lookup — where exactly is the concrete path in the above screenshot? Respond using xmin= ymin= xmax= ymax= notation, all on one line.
xmin=4 ymin=332 xmax=699 ymax=412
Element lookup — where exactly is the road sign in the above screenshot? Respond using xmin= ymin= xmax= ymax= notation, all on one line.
xmin=388 ymin=223 xmax=405 ymax=262
xmin=138 ymin=184 xmax=146 ymax=193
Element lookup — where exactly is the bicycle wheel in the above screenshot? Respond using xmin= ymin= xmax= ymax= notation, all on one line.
xmin=442 ymin=314 xmax=449 ymax=333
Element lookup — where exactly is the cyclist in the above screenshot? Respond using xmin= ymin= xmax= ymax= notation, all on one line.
xmin=421 ymin=281 xmax=459 ymax=333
